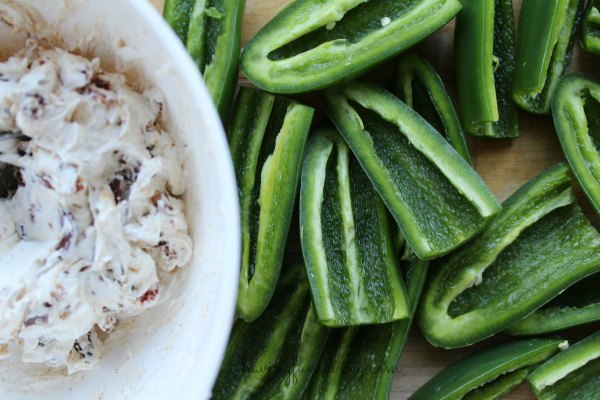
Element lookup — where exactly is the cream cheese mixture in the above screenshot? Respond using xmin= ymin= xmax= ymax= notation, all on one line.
xmin=0 ymin=42 xmax=193 ymax=374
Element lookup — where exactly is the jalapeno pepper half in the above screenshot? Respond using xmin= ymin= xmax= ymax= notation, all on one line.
xmin=240 ymin=0 xmax=462 ymax=94
xmin=410 ymin=338 xmax=565 ymax=400
xmin=300 ymin=128 xmax=409 ymax=326
xmin=455 ymin=0 xmax=518 ymax=138
xmin=230 ymin=88 xmax=314 ymax=322
xmin=505 ymin=271 xmax=600 ymax=335
xmin=394 ymin=54 xmax=471 ymax=162
xmin=552 ymin=73 xmax=600 ymax=215
xmin=306 ymin=245 xmax=428 ymax=400
xmin=512 ymin=0 xmax=584 ymax=115
xmin=419 ymin=163 xmax=600 ymax=348
xmin=164 ymin=0 xmax=244 ymax=122
xmin=212 ymin=263 xmax=329 ymax=400
xmin=582 ymin=0 xmax=600 ymax=55
xmin=322 ymin=80 xmax=501 ymax=260
xmin=528 ymin=331 xmax=600 ymax=400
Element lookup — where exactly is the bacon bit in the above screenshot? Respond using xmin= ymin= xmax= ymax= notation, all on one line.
xmin=140 ymin=287 xmax=159 ymax=305
xmin=91 ymin=76 xmax=111 ymax=90
xmin=157 ymin=240 xmax=167 ymax=247
xmin=75 ymin=177 xmax=85 ymax=193
xmin=151 ymin=191 xmax=162 ymax=206
xmin=40 ymin=175 xmax=53 ymax=189
xmin=43 ymin=302 xmax=52 ymax=308
xmin=109 ymin=176 xmax=123 ymax=203
xmin=24 ymin=315 xmax=48 ymax=327
xmin=55 ymin=232 xmax=72 ymax=251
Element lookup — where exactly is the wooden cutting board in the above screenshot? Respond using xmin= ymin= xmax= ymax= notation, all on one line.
xmin=149 ymin=0 xmax=600 ymax=398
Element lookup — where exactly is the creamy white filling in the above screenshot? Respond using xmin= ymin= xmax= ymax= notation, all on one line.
xmin=0 ymin=42 xmax=192 ymax=374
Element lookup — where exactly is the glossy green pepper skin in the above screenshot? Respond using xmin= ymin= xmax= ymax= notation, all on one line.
xmin=505 ymin=271 xmax=600 ymax=335
xmin=419 ymin=164 xmax=600 ymax=348
xmin=163 ymin=0 xmax=195 ymax=42
xmin=410 ymin=338 xmax=565 ymax=400
xmin=322 ymin=81 xmax=500 ymax=260
xmin=394 ymin=54 xmax=471 ymax=163
xmin=528 ymin=331 xmax=600 ymax=400
xmin=512 ymin=0 xmax=584 ymax=115
xmin=240 ymin=0 xmax=462 ymax=94
xmin=230 ymin=88 xmax=314 ymax=322
xmin=582 ymin=0 xmax=600 ymax=54
xmin=212 ymin=264 xmax=329 ymax=400
xmin=306 ymin=246 xmax=428 ymax=400
xmin=552 ymin=74 xmax=600 ymax=215
xmin=300 ymin=128 xmax=409 ymax=326
xmin=164 ymin=0 xmax=244 ymax=122
xmin=454 ymin=0 xmax=518 ymax=138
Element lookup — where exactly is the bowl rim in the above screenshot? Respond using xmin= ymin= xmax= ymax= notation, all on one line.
xmin=128 ymin=0 xmax=241 ymax=396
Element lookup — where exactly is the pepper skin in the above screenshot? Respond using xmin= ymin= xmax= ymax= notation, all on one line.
xmin=419 ymin=164 xmax=600 ymax=348
xmin=230 ymin=88 xmax=314 ymax=322
xmin=322 ymin=80 xmax=500 ymax=260
xmin=240 ymin=0 xmax=462 ymax=94
xmin=552 ymin=73 xmax=600 ymax=215
xmin=394 ymin=54 xmax=472 ymax=162
xmin=300 ymin=128 xmax=409 ymax=326
xmin=528 ymin=331 xmax=600 ymax=400
xmin=455 ymin=0 xmax=518 ymax=137
xmin=164 ymin=0 xmax=244 ymax=122
xmin=512 ymin=0 xmax=584 ymax=115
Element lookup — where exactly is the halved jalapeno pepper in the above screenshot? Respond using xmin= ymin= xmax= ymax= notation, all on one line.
xmin=419 ymin=164 xmax=600 ymax=348
xmin=528 ymin=331 xmax=600 ymax=400
xmin=322 ymin=80 xmax=500 ymax=260
xmin=300 ymin=127 xmax=410 ymax=326
xmin=410 ymin=338 xmax=565 ymax=400
xmin=212 ymin=263 xmax=329 ymax=400
xmin=164 ymin=0 xmax=244 ymax=122
xmin=512 ymin=0 xmax=584 ymax=115
xmin=240 ymin=0 xmax=462 ymax=94
xmin=455 ymin=0 xmax=518 ymax=137
xmin=230 ymin=88 xmax=314 ymax=322
xmin=552 ymin=73 xmax=600 ymax=215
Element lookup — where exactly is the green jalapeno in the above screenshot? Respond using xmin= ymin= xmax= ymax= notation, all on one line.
xmin=164 ymin=0 xmax=244 ymax=122
xmin=582 ymin=0 xmax=600 ymax=54
xmin=299 ymin=128 xmax=410 ymax=326
xmin=322 ymin=80 xmax=500 ymax=260
xmin=505 ymin=271 xmax=600 ymax=335
xmin=240 ymin=0 xmax=462 ymax=94
xmin=512 ymin=0 xmax=584 ymax=115
xmin=212 ymin=263 xmax=329 ymax=400
xmin=163 ymin=0 xmax=196 ymax=42
xmin=419 ymin=163 xmax=600 ymax=348
xmin=306 ymin=245 xmax=428 ymax=400
xmin=410 ymin=338 xmax=565 ymax=400
xmin=552 ymin=73 xmax=600 ymax=215
xmin=230 ymin=88 xmax=314 ymax=322
xmin=394 ymin=54 xmax=471 ymax=162
xmin=454 ymin=0 xmax=518 ymax=138
xmin=528 ymin=331 xmax=600 ymax=400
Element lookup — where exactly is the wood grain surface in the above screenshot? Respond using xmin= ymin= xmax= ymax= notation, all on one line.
xmin=149 ymin=0 xmax=600 ymax=398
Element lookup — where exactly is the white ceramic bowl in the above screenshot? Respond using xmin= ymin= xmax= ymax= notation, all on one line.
xmin=0 ymin=0 xmax=240 ymax=399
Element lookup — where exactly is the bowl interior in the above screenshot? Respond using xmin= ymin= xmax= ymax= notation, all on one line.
xmin=0 ymin=0 xmax=239 ymax=398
